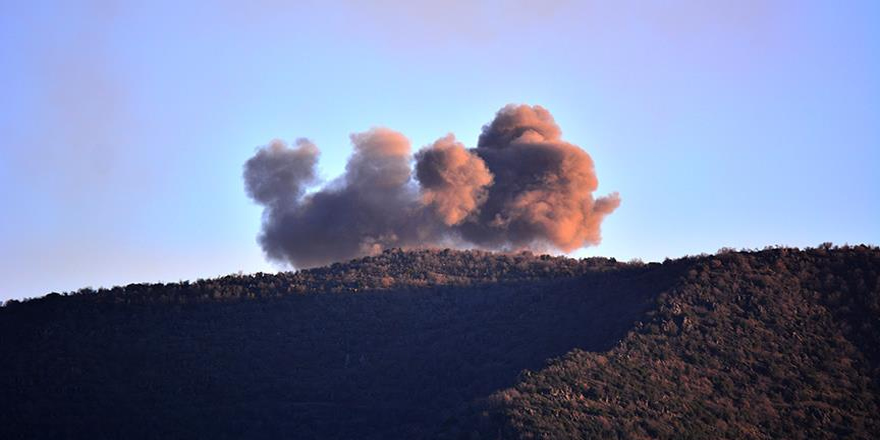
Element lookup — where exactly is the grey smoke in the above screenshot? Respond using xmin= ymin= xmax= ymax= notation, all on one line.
xmin=244 ymin=138 xmax=319 ymax=209
xmin=244 ymin=105 xmax=620 ymax=268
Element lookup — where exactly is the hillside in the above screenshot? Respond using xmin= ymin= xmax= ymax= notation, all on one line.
xmin=1 ymin=246 xmax=878 ymax=439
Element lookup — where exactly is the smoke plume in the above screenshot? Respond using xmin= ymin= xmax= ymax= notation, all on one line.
xmin=415 ymin=134 xmax=494 ymax=226
xmin=244 ymin=104 xmax=620 ymax=268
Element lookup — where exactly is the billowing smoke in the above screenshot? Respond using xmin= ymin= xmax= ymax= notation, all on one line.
xmin=459 ymin=104 xmax=621 ymax=251
xmin=415 ymin=134 xmax=494 ymax=226
xmin=244 ymin=104 xmax=620 ymax=268
xmin=244 ymin=138 xmax=319 ymax=209
xmin=244 ymin=129 xmax=438 ymax=268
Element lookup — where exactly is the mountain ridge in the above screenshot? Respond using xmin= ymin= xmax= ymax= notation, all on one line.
xmin=1 ymin=245 xmax=878 ymax=439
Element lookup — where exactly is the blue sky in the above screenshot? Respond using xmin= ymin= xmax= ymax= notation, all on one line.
xmin=1 ymin=1 xmax=878 ymax=300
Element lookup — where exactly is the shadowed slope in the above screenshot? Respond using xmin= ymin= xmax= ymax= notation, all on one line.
xmin=0 ymin=250 xmax=678 ymax=439
xmin=2 ymin=247 xmax=878 ymax=439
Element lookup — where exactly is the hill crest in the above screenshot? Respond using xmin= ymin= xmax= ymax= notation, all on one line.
xmin=1 ymin=245 xmax=878 ymax=439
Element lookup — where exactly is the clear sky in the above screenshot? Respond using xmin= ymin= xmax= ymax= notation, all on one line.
xmin=1 ymin=1 xmax=878 ymax=301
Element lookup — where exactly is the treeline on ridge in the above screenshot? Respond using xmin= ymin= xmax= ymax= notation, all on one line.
xmin=2 ymin=248 xmax=631 ymax=307
xmin=1 ymin=244 xmax=878 ymax=439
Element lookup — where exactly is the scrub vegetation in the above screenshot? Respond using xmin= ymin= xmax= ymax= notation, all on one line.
xmin=1 ymin=245 xmax=877 ymax=439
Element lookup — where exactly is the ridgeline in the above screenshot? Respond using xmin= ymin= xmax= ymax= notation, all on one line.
xmin=1 ymin=246 xmax=878 ymax=439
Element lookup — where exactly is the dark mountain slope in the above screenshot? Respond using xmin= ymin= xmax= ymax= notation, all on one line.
xmin=0 ymin=250 xmax=678 ymax=439
xmin=466 ymin=245 xmax=880 ymax=439
xmin=1 ymin=246 xmax=878 ymax=439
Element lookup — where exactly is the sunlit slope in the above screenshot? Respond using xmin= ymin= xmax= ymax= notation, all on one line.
xmin=464 ymin=246 xmax=880 ymax=439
